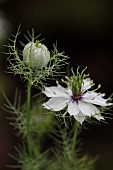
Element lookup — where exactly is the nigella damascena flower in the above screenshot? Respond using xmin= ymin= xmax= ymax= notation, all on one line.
xmin=42 ymin=71 xmax=112 ymax=124
xmin=23 ymin=41 xmax=50 ymax=69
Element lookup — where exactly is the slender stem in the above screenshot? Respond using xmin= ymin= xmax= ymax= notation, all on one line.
xmin=71 ymin=121 xmax=79 ymax=159
xmin=26 ymin=78 xmax=32 ymax=155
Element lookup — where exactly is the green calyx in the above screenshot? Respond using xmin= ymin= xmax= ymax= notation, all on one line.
xmin=35 ymin=40 xmax=40 ymax=47
xmin=71 ymin=67 xmax=88 ymax=97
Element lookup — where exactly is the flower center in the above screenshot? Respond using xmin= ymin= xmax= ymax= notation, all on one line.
xmin=71 ymin=94 xmax=83 ymax=103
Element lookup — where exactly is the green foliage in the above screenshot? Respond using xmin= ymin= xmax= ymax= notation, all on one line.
xmin=1 ymin=89 xmax=27 ymax=137
xmin=48 ymin=122 xmax=95 ymax=170
xmin=2 ymin=89 xmax=54 ymax=138
xmin=2 ymin=88 xmax=96 ymax=170
xmin=30 ymin=103 xmax=54 ymax=137
xmin=7 ymin=119 xmax=96 ymax=170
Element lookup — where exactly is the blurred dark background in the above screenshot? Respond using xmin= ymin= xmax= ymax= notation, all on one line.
xmin=0 ymin=0 xmax=113 ymax=169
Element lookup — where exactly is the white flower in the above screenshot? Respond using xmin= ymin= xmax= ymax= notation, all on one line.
xmin=23 ymin=41 xmax=50 ymax=69
xmin=42 ymin=78 xmax=112 ymax=124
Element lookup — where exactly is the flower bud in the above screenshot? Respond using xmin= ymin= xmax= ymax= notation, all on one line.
xmin=23 ymin=41 xmax=50 ymax=69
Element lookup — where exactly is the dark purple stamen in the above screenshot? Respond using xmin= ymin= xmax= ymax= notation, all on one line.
xmin=71 ymin=95 xmax=83 ymax=103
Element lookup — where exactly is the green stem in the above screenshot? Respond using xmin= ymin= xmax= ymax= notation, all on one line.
xmin=71 ymin=121 xmax=79 ymax=159
xmin=26 ymin=78 xmax=32 ymax=155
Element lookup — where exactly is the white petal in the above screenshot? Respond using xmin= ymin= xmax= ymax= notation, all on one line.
xmin=43 ymin=85 xmax=70 ymax=98
xmin=74 ymin=112 xmax=86 ymax=124
xmin=83 ymin=91 xmax=99 ymax=99
xmin=68 ymin=101 xmax=79 ymax=116
xmin=65 ymin=88 xmax=73 ymax=96
xmin=42 ymin=103 xmax=51 ymax=110
xmin=42 ymin=97 xmax=69 ymax=111
xmin=82 ymin=78 xmax=93 ymax=92
xmin=86 ymin=103 xmax=100 ymax=115
xmin=98 ymin=93 xmax=106 ymax=97
xmin=78 ymin=101 xmax=99 ymax=116
xmin=82 ymin=91 xmax=109 ymax=106
xmin=83 ymin=98 xmax=109 ymax=106
xmin=94 ymin=114 xmax=104 ymax=121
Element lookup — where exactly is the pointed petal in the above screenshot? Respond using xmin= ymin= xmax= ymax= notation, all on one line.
xmin=83 ymin=91 xmax=99 ymax=99
xmin=78 ymin=101 xmax=99 ymax=116
xmin=43 ymin=85 xmax=70 ymax=98
xmin=42 ymin=103 xmax=51 ymax=110
xmin=42 ymin=97 xmax=69 ymax=111
xmin=83 ymin=98 xmax=109 ymax=106
xmin=94 ymin=114 xmax=104 ymax=121
xmin=82 ymin=91 xmax=110 ymax=106
xmin=82 ymin=78 xmax=93 ymax=92
xmin=74 ymin=112 xmax=85 ymax=124
xmin=68 ymin=101 xmax=79 ymax=116
xmin=86 ymin=103 xmax=100 ymax=115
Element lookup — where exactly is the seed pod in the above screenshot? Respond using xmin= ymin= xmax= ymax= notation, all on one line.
xmin=23 ymin=41 xmax=50 ymax=69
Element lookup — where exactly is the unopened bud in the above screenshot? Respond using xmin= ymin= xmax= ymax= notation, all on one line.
xmin=23 ymin=41 xmax=50 ymax=69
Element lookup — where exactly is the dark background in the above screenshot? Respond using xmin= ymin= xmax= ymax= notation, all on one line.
xmin=0 ymin=0 xmax=113 ymax=169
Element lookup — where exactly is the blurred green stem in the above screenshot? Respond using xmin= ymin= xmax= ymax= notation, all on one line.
xmin=71 ymin=121 xmax=79 ymax=159
xmin=26 ymin=78 xmax=32 ymax=155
